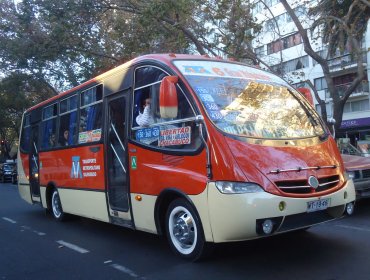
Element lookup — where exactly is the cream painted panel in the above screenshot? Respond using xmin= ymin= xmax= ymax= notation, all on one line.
xmin=17 ymin=153 xmax=33 ymax=204
xmin=189 ymin=189 xmax=214 ymax=242
xmin=18 ymin=183 xmax=32 ymax=204
xmin=208 ymin=181 xmax=356 ymax=243
xmin=40 ymin=186 xmax=47 ymax=208
xmin=58 ymin=189 xmax=109 ymax=222
xmin=130 ymin=189 xmax=214 ymax=242
xmin=130 ymin=194 xmax=157 ymax=234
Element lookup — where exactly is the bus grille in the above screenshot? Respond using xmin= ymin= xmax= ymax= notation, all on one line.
xmin=275 ymin=175 xmax=340 ymax=194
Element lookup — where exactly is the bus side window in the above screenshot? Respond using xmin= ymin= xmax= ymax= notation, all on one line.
xmin=41 ymin=103 xmax=57 ymax=150
xmin=59 ymin=95 xmax=78 ymax=146
xmin=78 ymin=85 xmax=103 ymax=144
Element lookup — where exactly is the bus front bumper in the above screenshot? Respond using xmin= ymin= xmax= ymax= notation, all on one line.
xmin=206 ymin=180 xmax=356 ymax=243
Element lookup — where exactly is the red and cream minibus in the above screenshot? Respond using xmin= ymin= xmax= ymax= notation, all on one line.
xmin=18 ymin=54 xmax=355 ymax=260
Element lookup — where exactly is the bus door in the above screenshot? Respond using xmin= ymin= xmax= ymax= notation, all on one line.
xmin=105 ymin=92 xmax=132 ymax=225
xmin=29 ymin=124 xmax=40 ymax=199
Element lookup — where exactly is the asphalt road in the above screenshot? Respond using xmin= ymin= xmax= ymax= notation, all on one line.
xmin=1 ymin=182 xmax=370 ymax=280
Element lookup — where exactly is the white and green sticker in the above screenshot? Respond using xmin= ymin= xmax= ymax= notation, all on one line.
xmin=131 ymin=156 xmax=137 ymax=170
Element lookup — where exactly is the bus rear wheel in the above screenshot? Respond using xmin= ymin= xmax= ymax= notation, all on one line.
xmin=166 ymin=198 xmax=208 ymax=261
xmin=51 ymin=188 xmax=65 ymax=221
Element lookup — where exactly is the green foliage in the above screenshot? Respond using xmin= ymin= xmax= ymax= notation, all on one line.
xmin=0 ymin=72 xmax=55 ymax=143
xmin=309 ymin=0 xmax=370 ymax=55
xmin=0 ymin=0 xmax=260 ymax=142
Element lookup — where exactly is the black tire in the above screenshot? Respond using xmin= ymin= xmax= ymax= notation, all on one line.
xmin=165 ymin=198 xmax=211 ymax=261
xmin=51 ymin=188 xmax=65 ymax=221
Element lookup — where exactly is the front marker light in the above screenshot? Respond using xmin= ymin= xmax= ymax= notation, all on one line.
xmin=215 ymin=181 xmax=264 ymax=194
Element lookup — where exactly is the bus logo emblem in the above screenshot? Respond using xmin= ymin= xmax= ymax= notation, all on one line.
xmin=308 ymin=176 xmax=319 ymax=189
xmin=71 ymin=156 xmax=83 ymax=178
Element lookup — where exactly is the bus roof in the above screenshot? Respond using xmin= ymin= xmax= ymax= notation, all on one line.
xmin=25 ymin=53 xmax=260 ymax=113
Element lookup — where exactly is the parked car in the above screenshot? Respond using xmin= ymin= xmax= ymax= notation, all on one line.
xmin=0 ymin=162 xmax=16 ymax=183
xmin=342 ymin=154 xmax=370 ymax=200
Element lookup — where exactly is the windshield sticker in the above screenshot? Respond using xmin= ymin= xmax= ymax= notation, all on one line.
xmin=209 ymin=111 xmax=223 ymax=120
xmin=198 ymin=93 xmax=214 ymax=102
xmin=174 ymin=60 xmax=288 ymax=86
xmin=136 ymin=127 xmax=160 ymax=144
xmin=204 ymin=102 xmax=220 ymax=111
xmin=78 ymin=129 xmax=102 ymax=144
xmin=159 ymin=126 xmax=191 ymax=147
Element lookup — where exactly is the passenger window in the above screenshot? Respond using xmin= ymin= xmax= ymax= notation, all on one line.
xmin=41 ymin=103 xmax=58 ymax=150
xmin=59 ymin=95 xmax=78 ymax=146
xmin=132 ymin=66 xmax=201 ymax=151
xmin=20 ymin=115 xmax=31 ymax=153
xmin=79 ymin=85 xmax=103 ymax=144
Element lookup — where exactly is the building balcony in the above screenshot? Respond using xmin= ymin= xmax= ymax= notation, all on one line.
xmin=328 ymin=52 xmax=367 ymax=72
xmin=323 ymin=81 xmax=369 ymax=99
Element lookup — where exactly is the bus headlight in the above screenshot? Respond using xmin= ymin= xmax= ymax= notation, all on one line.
xmin=215 ymin=181 xmax=264 ymax=194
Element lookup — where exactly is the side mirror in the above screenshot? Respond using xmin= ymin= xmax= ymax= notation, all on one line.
xmin=297 ymin=87 xmax=314 ymax=106
xmin=159 ymin=76 xmax=178 ymax=118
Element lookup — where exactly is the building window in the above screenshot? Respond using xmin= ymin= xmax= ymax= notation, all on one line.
xmin=266 ymin=33 xmax=302 ymax=55
xmin=255 ymin=46 xmax=265 ymax=57
xmin=314 ymin=77 xmax=328 ymax=91
xmin=283 ymin=55 xmax=309 ymax=72
xmin=252 ymin=2 xmax=263 ymax=15
xmin=265 ymin=19 xmax=275 ymax=32
xmin=265 ymin=0 xmax=280 ymax=7
xmin=344 ymin=99 xmax=370 ymax=113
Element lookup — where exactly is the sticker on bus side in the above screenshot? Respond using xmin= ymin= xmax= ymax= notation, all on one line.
xmin=78 ymin=129 xmax=102 ymax=144
xmin=159 ymin=126 xmax=191 ymax=147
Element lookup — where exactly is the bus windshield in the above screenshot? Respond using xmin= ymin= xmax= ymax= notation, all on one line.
xmin=174 ymin=60 xmax=325 ymax=139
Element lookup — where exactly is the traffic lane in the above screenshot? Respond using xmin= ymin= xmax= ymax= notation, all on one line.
xmin=2 ymin=183 xmax=370 ymax=279
xmin=0 ymin=184 xmax=172 ymax=279
xmin=157 ymin=201 xmax=370 ymax=280
xmin=0 ymin=214 xmax=140 ymax=279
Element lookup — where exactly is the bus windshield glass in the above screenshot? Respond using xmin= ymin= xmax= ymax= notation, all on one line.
xmin=174 ymin=60 xmax=325 ymax=139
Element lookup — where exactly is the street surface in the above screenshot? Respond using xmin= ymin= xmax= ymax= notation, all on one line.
xmin=1 ymin=182 xmax=370 ymax=280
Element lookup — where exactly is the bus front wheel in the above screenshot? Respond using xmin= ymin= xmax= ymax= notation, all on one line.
xmin=51 ymin=188 xmax=65 ymax=221
xmin=166 ymin=198 xmax=208 ymax=261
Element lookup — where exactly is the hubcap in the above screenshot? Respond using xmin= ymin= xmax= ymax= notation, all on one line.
xmin=169 ymin=206 xmax=197 ymax=254
xmin=52 ymin=191 xmax=62 ymax=218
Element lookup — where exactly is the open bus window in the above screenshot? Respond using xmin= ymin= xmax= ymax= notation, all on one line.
xmin=41 ymin=103 xmax=58 ymax=150
xmin=132 ymin=66 xmax=200 ymax=150
xmin=20 ymin=115 xmax=31 ymax=153
xmin=79 ymin=85 xmax=103 ymax=144
xmin=59 ymin=95 xmax=78 ymax=146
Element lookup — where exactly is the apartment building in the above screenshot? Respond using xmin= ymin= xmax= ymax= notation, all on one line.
xmin=252 ymin=0 xmax=370 ymax=152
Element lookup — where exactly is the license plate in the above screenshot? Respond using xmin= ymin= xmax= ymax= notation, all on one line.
xmin=307 ymin=198 xmax=330 ymax=213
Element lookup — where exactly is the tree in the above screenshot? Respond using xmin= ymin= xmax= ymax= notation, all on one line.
xmin=279 ymin=0 xmax=370 ymax=131
xmin=0 ymin=0 xmax=263 ymax=141
xmin=0 ymin=72 xmax=55 ymax=151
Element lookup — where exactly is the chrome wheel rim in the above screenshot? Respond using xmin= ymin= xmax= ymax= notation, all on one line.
xmin=52 ymin=191 xmax=62 ymax=218
xmin=168 ymin=206 xmax=197 ymax=255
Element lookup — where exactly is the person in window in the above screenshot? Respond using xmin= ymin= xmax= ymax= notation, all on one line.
xmin=49 ymin=134 xmax=56 ymax=147
xmin=61 ymin=130 xmax=69 ymax=146
xmin=136 ymin=97 xmax=154 ymax=127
